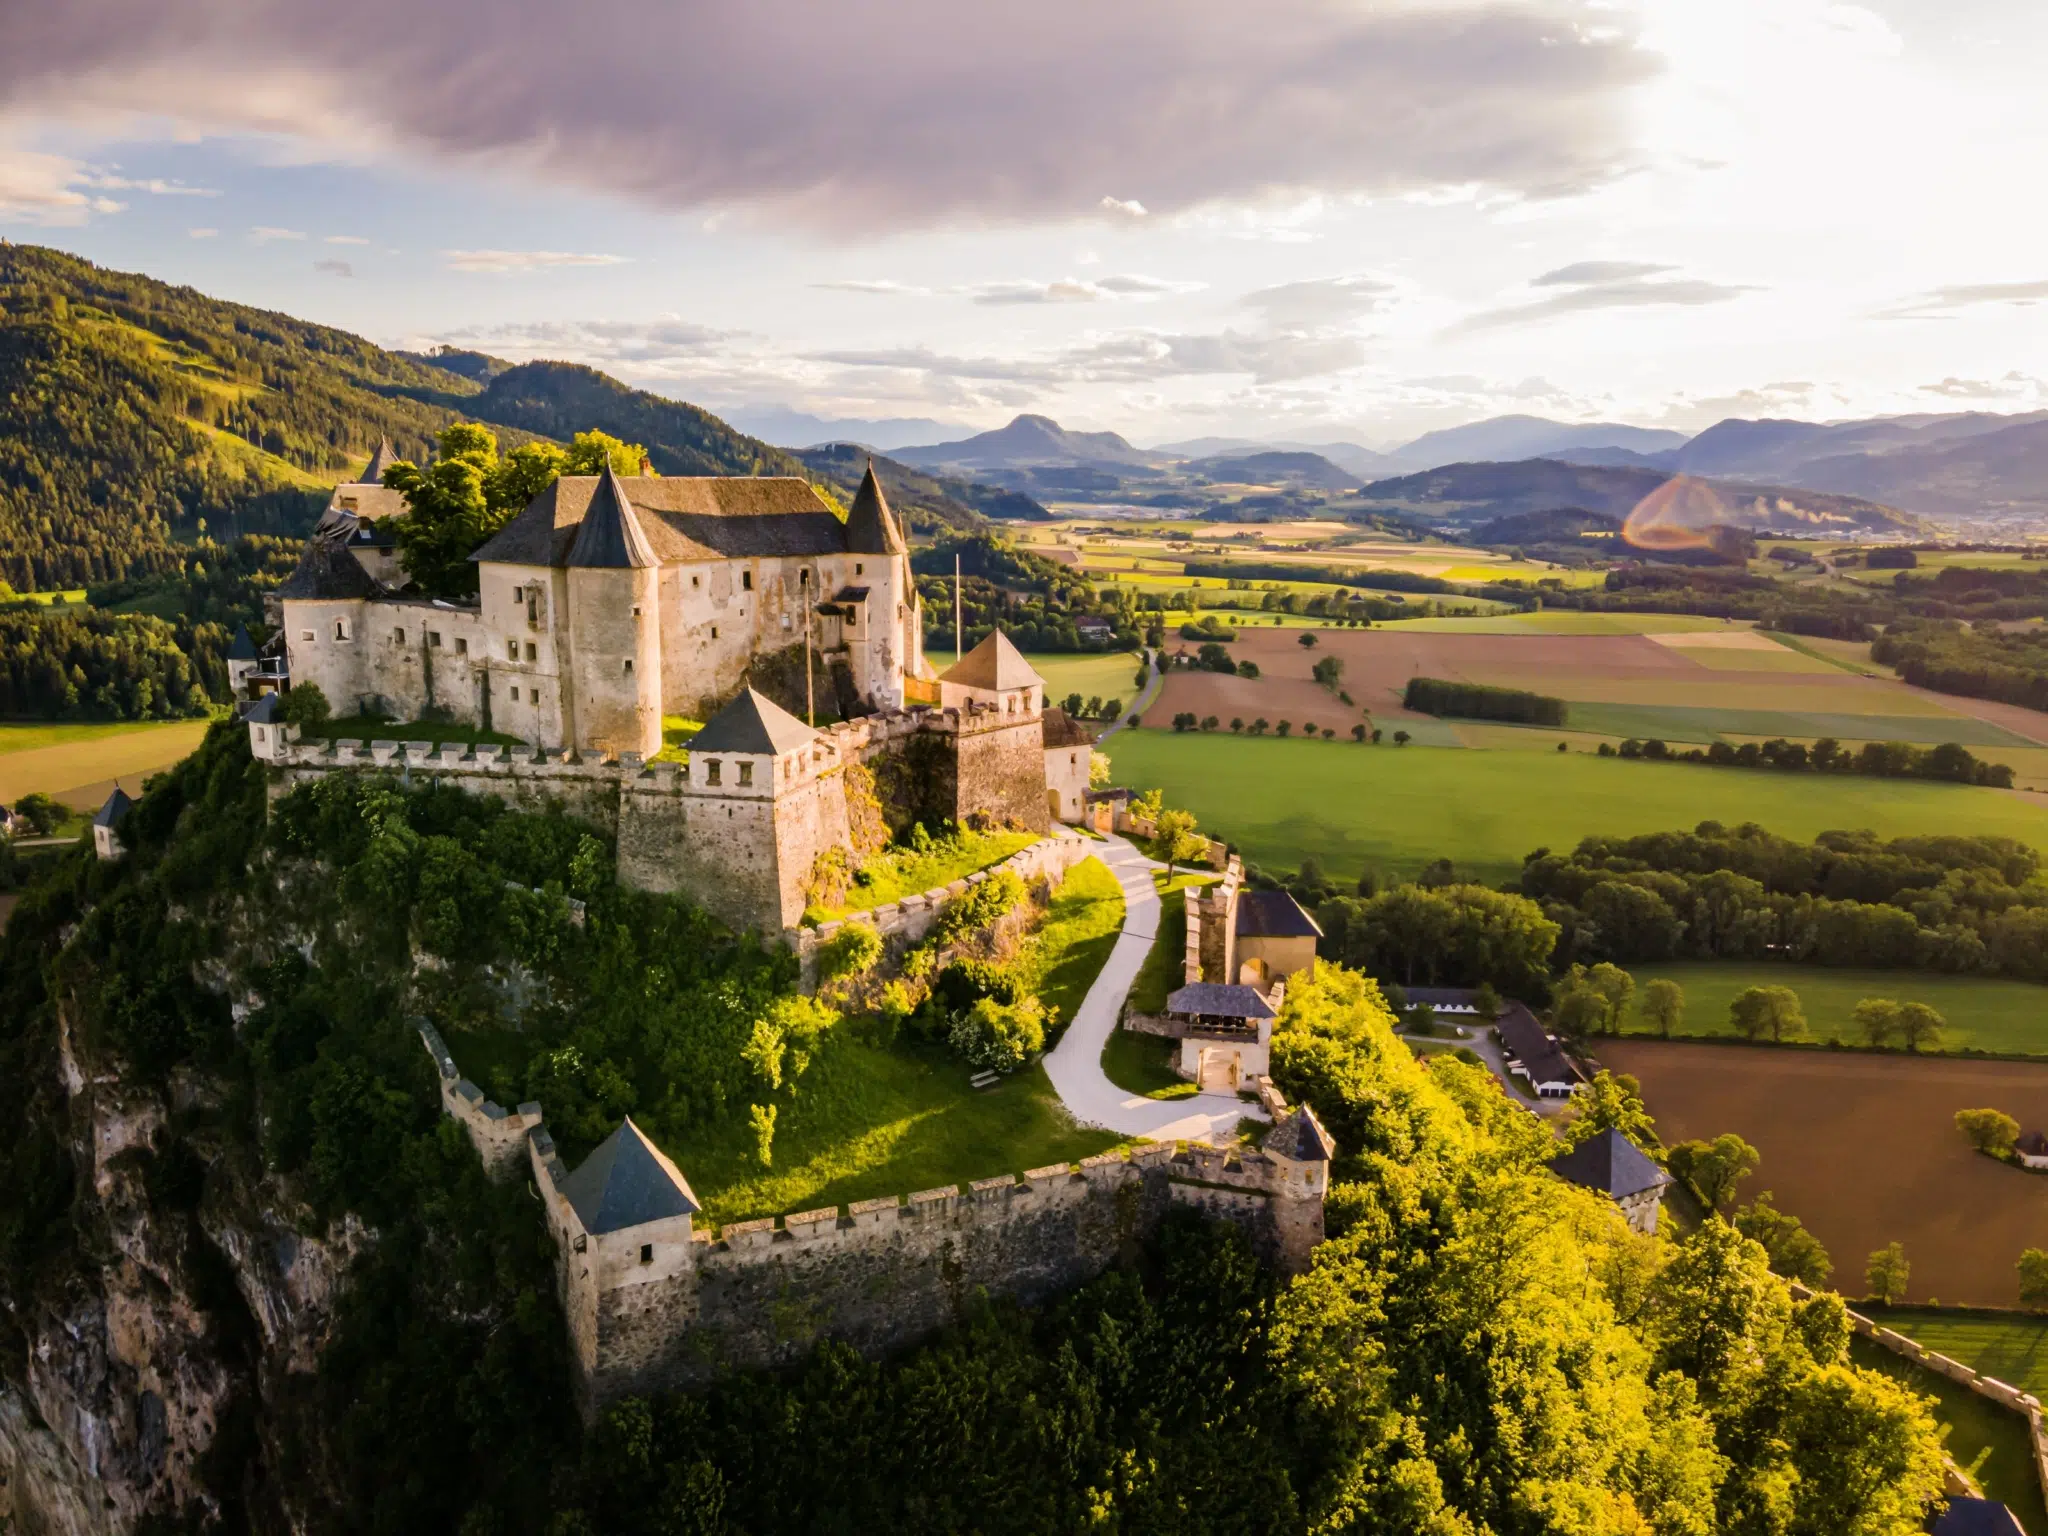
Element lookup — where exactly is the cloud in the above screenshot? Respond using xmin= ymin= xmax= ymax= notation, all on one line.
xmin=1240 ymin=275 xmax=1397 ymax=326
xmin=1455 ymin=269 xmax=1757 ymax=332
xmin=250 ymin=225 xmax=305 ymax=241
xmin=442 ymin=249 xmax=628 ymax=273
xmin=1884 ymin=280 xmax=2048 ymax=319
xmin=818 ymin=274 xmax=1203 ymax=304
xmin=188 ymin=225 xmax=217 ymax=238
xmin=432 ymin=316 xmax=735 ymax=363
xmin=1918 ymin=372 xmax=2048 ymax=402
xmin=90 ymin=174 xmax=218 ymax=196
xmin=815 ymin=279 xmax=933 ymax=296
xmin=323 ymin=233 xmax=369 ymax=244
xmin=0 ymin=146 xmax=108 ymax=223
xmin=313 ymin=258 xmax=353 ymax=277
xmin=0 ymin=0 xmax=1653 ymax=229
xmin=817 ymin=326 xmax=1367 ymax=387
xmin=1531 ymin=260 xmax=1678 ymax=287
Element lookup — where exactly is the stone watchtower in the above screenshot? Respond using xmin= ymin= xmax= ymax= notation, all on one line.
xmin=563 ymin=466 xmax=664 ymax=760
xmin=935 ymin=630 xmax=1052 ymax=832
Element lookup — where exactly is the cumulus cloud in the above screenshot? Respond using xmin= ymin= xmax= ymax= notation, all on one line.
xmin=1455 ymin=265 xmax=1757 ymax=332
xmin=313 ymin=258 xmax=353 ymax=277
xmin=1919 ymin=372 xmax=2048 ymax=402
xmin=1531 ymin=259 xmax=1677 ymax=286
xmin=0 ymin=0 xmax=1653 ymax=229
xmin=0 ymin=146 xmax=109 ymax=223
xmin=1883 ymin=279 xmax=2048 ymax=319
xmin=1239 ymin=275 xmax=1398 ymax=326
xmin=442 ymin=249 xmax=627 ymax=273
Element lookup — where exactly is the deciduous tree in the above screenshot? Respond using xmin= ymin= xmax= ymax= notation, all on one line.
xmin=1865 ymin=1241 xmax=1910 ymax=1304
xmin=1640 ymin=977 xmax=1684 ymax=1038
xmin=1668 ymin=1133 xmax=1760 ymax=1213
xmin=1730 ymin=984 xmax=1805 ymax=1043
xmin=1955 ymin=1107 xmax=2020 ymax=1157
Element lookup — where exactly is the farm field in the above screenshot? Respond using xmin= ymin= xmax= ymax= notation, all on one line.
xmin=1615 ymin=962 xmax=2048 ymax=1056
xmin=0 ymin=719 xmax=211 ymax=809
xmin=1103 ymin=729 xmax=2048 ymax=885
xmin=1603 ymin=1040 xmax=2048 ymax=1307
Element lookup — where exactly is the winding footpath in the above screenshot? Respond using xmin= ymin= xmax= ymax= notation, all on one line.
xmin=1042 ymin=834 xmax=1260 ymax=1144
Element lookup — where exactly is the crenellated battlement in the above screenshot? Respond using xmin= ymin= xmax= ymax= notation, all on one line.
xmin=416 ymin=1022 xmax=1329 ymax=1416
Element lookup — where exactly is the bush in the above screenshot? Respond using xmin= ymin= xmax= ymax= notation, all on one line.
xmin=279 ymin=680 xmax=331 ymax=730
xmin=948 ymin=995 xmax=1047 ymax=1073
xmin=935 ymin=868 xmax=1027 ymax=943
xmin=818 ymin=921 xmax=883 ymax=981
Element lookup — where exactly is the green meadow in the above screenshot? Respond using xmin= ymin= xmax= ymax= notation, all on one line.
xmin=1615 ymin=962 xmax=2048 ymax=1056
xmin=1103 ymin=728 xmax=2048 ymax=885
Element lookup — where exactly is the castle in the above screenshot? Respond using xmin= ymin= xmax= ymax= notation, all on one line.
xmin=257 ymin=455 xmax=1095 ymax=933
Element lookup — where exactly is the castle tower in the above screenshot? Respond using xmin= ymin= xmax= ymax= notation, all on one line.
xmin=936 ymin=630 xmax=1050 ymax=832
xmin=843 ymin=461 xmax=913 ymax=707
xmin=564 ymin=465 xmax=663 ymax=758
xmin=1258 ymin=1103 xmax=1335 ymax=1272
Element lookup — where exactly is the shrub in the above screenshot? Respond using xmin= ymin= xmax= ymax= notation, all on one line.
xmin=279 ymin=680 xmax=331 ymax=730
xmin=935 ymin=868 xmax=1027 ymax=944
xmin=818 ymin=921 xmax=883 ymax=981
xmin=1955 ymin=1107 xmax=2020 ymax=1157
xmin=948 ymin=995 xmax=1048 ymax=1073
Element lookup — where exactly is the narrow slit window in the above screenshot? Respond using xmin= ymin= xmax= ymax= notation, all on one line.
xmin=742 ymin=570 xmax=753 ymax=591
xmin=623 ymin=659 xmax=634 ymax=675
xmin=455 ymin=638 xmax=468 ymax=656
xmin=394 ymin=627 xmax=405 ymax=645
xmin=640 ymin=1244 xmax=653 ymax=1264
xmin=508 ymin=639 xmax=518 ymax=660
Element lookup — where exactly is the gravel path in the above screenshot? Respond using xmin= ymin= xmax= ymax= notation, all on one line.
xmin=1042 ymin=834 xmax=1261 ymax=1144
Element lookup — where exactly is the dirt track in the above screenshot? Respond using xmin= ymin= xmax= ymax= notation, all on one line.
xmin=1604 ymin=1039 xmax=2048 ymax=1306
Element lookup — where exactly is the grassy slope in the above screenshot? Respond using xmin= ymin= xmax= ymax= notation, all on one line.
xmin=1103 ymin=728 xmax=2048 ymax=885
xmin=672 ymin=858 xmax=1131 ymax=1224
xmin=805 ymin=829 xmax=1038 ymax=922
xmin=1616 ymin=962 xmax=2048 ymax=1056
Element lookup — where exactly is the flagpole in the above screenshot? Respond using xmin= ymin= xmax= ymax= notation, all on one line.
xmin=954 ymin=553 xmax=962 ymax=659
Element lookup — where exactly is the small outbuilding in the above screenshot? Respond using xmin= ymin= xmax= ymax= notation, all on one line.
xmin=1233 ymin=889 xmax=1322 ymax=987
xmin=92 ymin=786 xmax=134 ymax=863
xmin=1164 ymin=982 xmax=1277 ymax=1093
xmin=1549 ymin=1129 xmax=1673 ymax=1236
xmin=2017 ymin=1131 xmax=2048 ymax=1171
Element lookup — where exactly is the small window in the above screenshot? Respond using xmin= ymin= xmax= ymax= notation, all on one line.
xmin=623 ymin=659 xmax=634 ymax=675
xmin=255 ymin=727 xmax=266 ymax=743
xmin=339 ymin=495 xmax=358 ymax=512
xmin=706 ymin=761 xmax=721 ymax=786
xmin=855 ymin=562 xmax=864 ymax=576
xmin=525 ymin=642 xmax=537 ymax=663
xmin=692 ymin=575 xmax=701 ymax=588
xmin=510 ymin=686 xmax=520 ymax=702
xmin=428 ymin=631 xmax=442 ymax=649
xmin=300 ymin=630 xmax=314 ymax=642
xmin=507 ymin=639 xmax=518 ymax=660
xmin=640 ymin=1243 xmax=653 ymax=1264
xmin=393 ymin=627 xmax=405 ymax=645
xmin=333 ymin=618 xmax=351 ymax=641
xmin=455 ymin=638 xmax=468 ymax=656
xmin=710 ymin=626 xmax=719 ymax=640
xmin=632 ymin=605 xmax=642 ymax=617
xmin=738 ymin=762 xmax=753 ymax=787
xmin=742 ymin=570 xmax=753 ymax=591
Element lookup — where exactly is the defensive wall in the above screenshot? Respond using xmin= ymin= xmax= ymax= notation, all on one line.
xmin=251 ymin=698 xmax=1050 ymax=935
xmin=1793 ymin=1280 xmax=2048 ymax=1505
xmin=417 ymin=1023 xmax=1329 ymax=1415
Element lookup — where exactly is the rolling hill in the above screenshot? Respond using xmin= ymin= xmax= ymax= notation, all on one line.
xmin=1390 ymin=414 xmax=1690 ymax=470
xmin=1357 ymin=458 xmax=1921 ymax=536
xmin=1185 ymin=450 xmax=1357 ymax=490
xmin=793 ymin=444 xmax=1030 ymax=532
xmin=893 ymin=413 xmax=1169 ymax=473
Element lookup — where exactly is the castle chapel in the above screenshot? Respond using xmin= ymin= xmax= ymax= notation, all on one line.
xmin=278 ymin=454 xmax=927 ymax=757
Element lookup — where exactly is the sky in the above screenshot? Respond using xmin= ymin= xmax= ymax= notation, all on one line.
xmin=4 ymin=0 xmax=2048 ymax=449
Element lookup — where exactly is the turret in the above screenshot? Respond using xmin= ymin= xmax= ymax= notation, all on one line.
xmin=564 ymin=466 xmax=662 ymax=758
xmin=843 ymin=461 xmax=911 ymax=707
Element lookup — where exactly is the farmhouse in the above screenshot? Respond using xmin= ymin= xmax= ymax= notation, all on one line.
xmin=1548 ymin=1128 xmax=1672 ymax=1235
xmin=2017 ymin=1130 xmax=2048 ymax=1170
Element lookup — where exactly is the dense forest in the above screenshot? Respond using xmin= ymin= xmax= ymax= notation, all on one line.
xmin=1872 ymin=617 xmax=2048 ymax=712
xmin=0 ymin=727 xmax=1949 ymax=1531
xmin=913 ymin=534 xmax=1139 ymax=652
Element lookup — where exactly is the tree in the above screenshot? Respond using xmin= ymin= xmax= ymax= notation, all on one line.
xmin=1640 ymin=978 xmax=1684 ymax=1038
xmin=1955 ymin=1107 xmax=2020 ymax=1157
xmin=1470 ymin=982 xmax=1501 ymax=1022
xmin=1393 ymin=730 xmax=1411 ymax=747
xmin=1896 ymin=1000 xmax=1944 ymax=1052
xmin=1350 ymin=723 xmax=1366 ymax=742
xmin=2018 ymin=1248 xmax=2048 ymax=1311
xmin=1298 ymin=632 xmax=1318 ymax=648
xmin=1865 ymin=1241 xmax=1910 ymax=1304
xmin=1729 ymin=984 xmax=1805 ymax=1043
xmin=1312 ymin=655 xmax=1344 ymax=689
xmin=562 ymin=428 xmax=645 ymax=475
xmin=1171 ymin=712 xmax=1197 ymax=733
xmin=1063 ymin=692 xmax=1085 ymax=716
xmin=1562 ymin=1070 xmax=1659 ymax=1151
xmin=1238 ymin=660 xmax=1260 ymax=679
xmin=1087 ymin=751 xmax=1111 ymax=787
xmin=11 ymin=791 xmax=62 ymax=835
xmin=1668 ymin=1133 xmax=1760 ymax=1212
xmin=1276 ymin=721 xmax=1292 ymax=737
xmin=1852 ymin=997 xmax=1900 ymax=1048
xmin=1250 ymin=717 xmax=1268 ymax=735
xmin=1734 ymin=1192 xmax=1834 ymax=1285
xmin=279 ymin=681 xmax=331 ymax=731
xmin=1551 ymin=986 xmax=1606 ymax=1044
xmin=1154 ymin=808 xmax=1204 ymax=876
xmin=1200 ymin=715 xmax=1219 ymax=732
xmin=1230 ymin=718 xmax=1244 ymax=733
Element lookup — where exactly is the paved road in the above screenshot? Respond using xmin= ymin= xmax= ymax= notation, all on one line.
xmin=1043 ymin=834 xmax=1260 ymax=1144
xmin=1094 ymin=649 xmax=1159 ymax=746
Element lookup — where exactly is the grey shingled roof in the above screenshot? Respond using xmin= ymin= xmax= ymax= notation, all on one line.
xmin=691 ymin=687 xmax=817 ymax=756
xmin=1041 ymin=707 xmax=1094 ymax=748
xmin=1165 ymin=983 xmax=1276 ymax=1019
xmin=1266 ymin=1104 xmax=1335 ymax=1162
xmin=227 ymin=624 xmax=257 ymax=662
xmin=93 ymin=786 xmax=134 ymax=828
xmin=278 ymin=537 xmax=381 ymax=601
xmin=472 ymin=476 xmax=849 ymax=568
xmin=1495 ymin=1003 xmax=1578 ymax=1088
xmin=940 ymin=629 xmax=1044 ymax=691
xmin=1235 ymin=889 xmax=1322 ymax=940
xmin=559 ymin=1118 xmax=701 ymax=1235
xmin=566 ymin=466 xmax=659 ymax=569
xmin=1933 ymin=1497 xmax=2027 ymax=1536
xmin=241 ymin=692 xmax=282 ymax=723
xmin=843 ymin=461 xmax=906 ymax=554
xmin=353 ymin=437 xmax=399 ymax=485
xmin=1549 ymin=1129 xmax=1671 ymax=1202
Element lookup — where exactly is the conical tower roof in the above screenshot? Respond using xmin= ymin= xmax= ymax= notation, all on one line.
xmin=356 ymin=437 xmax=399 ymax=485
xmin=566 ymin=464 xmax=658 ymax=569
xmin=227 ymin=623 xmax=258 ymax=662
xmin=940 ymin=628 xmax=1043 ymax=691
xmin=843 ymin=460 xmax=906 ymax=554
xmin=558 ymin=1117 xmax=700 ymax=1235
xmin=691 ymin=686 xmax=818 ymax=756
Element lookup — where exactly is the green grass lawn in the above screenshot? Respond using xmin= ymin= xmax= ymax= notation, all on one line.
xmin=1126 ymin=871 xmax=1213 ymax=1016
xmin=1615 ymin=962 xmax=2048 ymax=1056
xmin=1872 ymin=1307 xmax=2048 ymax=1396
xmin=665 ymin=1035 xmax=1125 ymax=1226
xmin=1104 ymin=728 xmax=2048 ymax=886
xmin=1008 ymin=857 xmax=1125 ymax=1039
xmin=1850 ymin=1332 xmax=2048 ymax=1533
xmin=805 ymin=828 xmax=1038 ymax=922
xmin=1101 ymin=1030 xmax=1195 ymax=1100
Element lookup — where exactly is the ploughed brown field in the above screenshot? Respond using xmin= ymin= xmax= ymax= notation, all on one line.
xmin=1603 ymin=1040 xmax=2048 ymax=1306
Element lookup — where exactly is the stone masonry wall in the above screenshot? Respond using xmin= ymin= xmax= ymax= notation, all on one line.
xmin=418 ymin=1021 xmax=542 ymax=1179
xmin=950 ymin=712 xmax=1051 ymax=833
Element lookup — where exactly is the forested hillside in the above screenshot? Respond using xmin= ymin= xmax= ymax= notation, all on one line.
xmin=0 ymin=726 xmax=1951 ymax=1531
xmin=0 ymin=244 xmax=509 ymax=589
